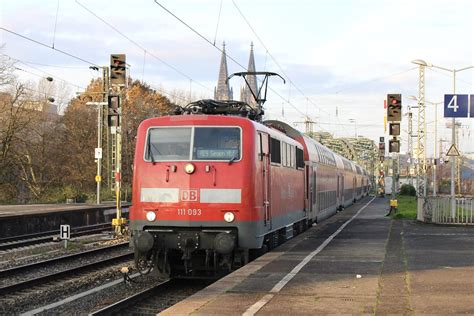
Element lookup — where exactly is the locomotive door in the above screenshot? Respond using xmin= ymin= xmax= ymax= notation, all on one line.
xmin=259 ymin=132 xmax=271 ymax=228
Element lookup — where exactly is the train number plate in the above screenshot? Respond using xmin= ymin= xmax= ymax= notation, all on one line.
xmin=177 ymin=208 xmax=202 ymax=216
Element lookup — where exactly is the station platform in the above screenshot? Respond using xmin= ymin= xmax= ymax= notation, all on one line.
xmin=160 ymin=196 xmax=474 ymax=315
xmin=0 ymin=202 xmax=123 ymax=218
xmin=0 ymin=203 xmax=129 ymax=238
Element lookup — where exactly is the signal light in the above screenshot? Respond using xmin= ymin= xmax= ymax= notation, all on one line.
xmin=110 ymin=54 xmax=126 ymax=86
xmin=387 ymin=94 xmax=402 ymax=122
xmin=389 ymin=139 xmax=400 ymax=153
xmin=389 ymin=123 xmax=400 ymax=136
xmin=108 ymin=95 xmax=120 ymax=127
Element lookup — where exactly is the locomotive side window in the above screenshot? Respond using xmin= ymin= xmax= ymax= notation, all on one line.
xmin=296 ymin=148 xmax=304 ymax=168
xmin=146 ymin=127 xmax=192 ymax=161
xmin=193 ymin=127 xmax=240 ymax=160
xmin=281 ymin=142 xmax=287 ymax=166
xmin=286 ymin=144 xmax=291 ymax=167
xmin=270 ymin=137 xmax=281 ymax=164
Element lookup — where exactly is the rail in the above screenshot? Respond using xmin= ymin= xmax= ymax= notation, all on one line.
xmin=89 ymin=280 xmax=172 ymax=315
xmin=418 ymin=196 xmax=474 ymax=225
xmin=0 ymin=243 xmax=132 ymax=295
xmin=0 ymin=222 xmax=113 ymax=251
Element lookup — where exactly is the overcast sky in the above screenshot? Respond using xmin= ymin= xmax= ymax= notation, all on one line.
xmin=1 ymin=0 xmax=473 ymax=156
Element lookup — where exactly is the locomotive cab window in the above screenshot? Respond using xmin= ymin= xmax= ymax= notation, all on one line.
xmin=193 ymin=127 xmax=240 ymax=160
xmin=146 ymin=127 xmax=192 ymax=161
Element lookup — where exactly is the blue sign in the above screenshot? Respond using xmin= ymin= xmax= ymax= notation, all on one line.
xmin=444 ymin=94 xmax=469 ymax=118
xmin=471 ymin=95 xmax=474 ymax=118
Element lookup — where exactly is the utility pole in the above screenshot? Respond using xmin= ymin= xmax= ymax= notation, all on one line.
xmin=87 ymin=101 xmax=107 ymax=205
xmin=295 ymin=116 xmax=316 ymax=135
xmin=407 ymin=106 xmax=413 ymax=185
xmin=109 ymin=54 xmax=127 ymax=236
xmin=413 ymin=65 xmax=427 ymax=197
xmin=392 ymin=153 xmax=397 ymax=196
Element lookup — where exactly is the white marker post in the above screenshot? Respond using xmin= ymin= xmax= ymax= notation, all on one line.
xmin=60 ymin=224 xmax=70 ymax=249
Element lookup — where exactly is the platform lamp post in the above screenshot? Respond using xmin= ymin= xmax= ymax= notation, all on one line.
xmin=413 ymin=60 xmax=474 ymax=216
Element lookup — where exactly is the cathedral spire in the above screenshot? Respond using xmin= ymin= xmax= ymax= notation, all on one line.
xmin=214 ymin=41 xmax=233 ymax=101
xmin=240 ymin=42 xmax=258 ymax=106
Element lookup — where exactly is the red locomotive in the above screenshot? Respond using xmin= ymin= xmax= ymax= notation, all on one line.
xmin=130 ymin=99 xmax=370 ymax=278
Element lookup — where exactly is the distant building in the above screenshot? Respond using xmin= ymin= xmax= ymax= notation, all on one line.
xmin=214 ymin=42 xmax=233 ymax=101
xmin=24 ymin=100 xmax=58 ymax=114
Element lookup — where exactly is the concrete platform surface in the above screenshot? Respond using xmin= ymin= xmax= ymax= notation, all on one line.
xmin=160 ymin=196 xmax=474 ymax=315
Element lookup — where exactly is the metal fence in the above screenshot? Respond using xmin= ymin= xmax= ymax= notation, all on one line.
xmin=418 ymin=196 xmax=474 ymax=225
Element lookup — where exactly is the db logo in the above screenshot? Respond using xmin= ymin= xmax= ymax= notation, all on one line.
xmin=181 ymin=190 xmax=198 ymax=201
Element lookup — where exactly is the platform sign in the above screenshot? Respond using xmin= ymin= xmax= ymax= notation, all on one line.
xmin=95 ymin=148 xmax=102 ymax=159
xmin=60 ymin=224 xmax=70 ymax=240
xmin=444 ymin=94 xmax=469 ymax=118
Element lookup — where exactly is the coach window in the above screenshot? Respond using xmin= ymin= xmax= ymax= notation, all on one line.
xmin=270 ymin=137 xmax=281 ymax=164
xmin=193 ymin=127 xmax=240 ymax=160
xmin=146 ymin=127 xmax=191 ymax=161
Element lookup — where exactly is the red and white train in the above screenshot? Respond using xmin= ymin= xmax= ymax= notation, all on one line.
xmin=130 ymin=102 xmax=370 ymax=277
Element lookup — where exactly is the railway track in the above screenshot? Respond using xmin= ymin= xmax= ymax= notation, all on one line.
xmin=0 ymin=242 xmax=132 ymax=296
xmin=90 ymin=279 xmax=209 ymax=315
xmin=0 ymin=223 xmax=113 ymax=251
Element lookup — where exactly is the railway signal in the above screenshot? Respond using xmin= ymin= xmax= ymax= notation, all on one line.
xmin=107 ymin=95 xmax=121 ymax=132
xmin=389 ymin=139 xmax=400 ymax=153
xmin=389 ymin=122 xmax=400 ymax=136
xmin=110 ymin=54 xmax=126 ymax=86
xmin=387 ymin=94 xmax=402 ymax=122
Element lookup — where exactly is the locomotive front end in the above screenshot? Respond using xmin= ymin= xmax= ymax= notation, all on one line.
xmin=130 ymin=116 xmax=255 ymax=277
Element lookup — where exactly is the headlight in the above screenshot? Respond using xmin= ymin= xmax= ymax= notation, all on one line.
xmin=146 ymin=211 xmax=156 ymax=222
xmin=224 ymin=212 xmax=235 ymax=223
xmin=184 ymin=163 xmax=195 ymax=174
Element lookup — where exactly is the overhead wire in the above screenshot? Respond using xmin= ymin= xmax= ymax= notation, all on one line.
xmin=75 ymin=0 xmax=212 ymax=92
xmin=231 ymin=0 xmax=331 ymax=118
xmin=0 ymin=27 xmax=99 ymax=66
xmin=52 ymin=0 xmax=60 ymax=49
xmin=213 ymin=0 xmax=224 ymax=46
xmin=5 ymin=54 xmax=87 ymax=90
xmin=10 ymin=59 xmax=85 ymax=69
xmin=151 ymin=0 xmax=332 ymax=133
xmin=327 ymin=67 xmax=418 ymax=94
xmin=427 ymin=67 xmax=473 ymax=87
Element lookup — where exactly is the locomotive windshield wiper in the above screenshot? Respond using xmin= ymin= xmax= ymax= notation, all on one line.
xmin=228 ymin=154 xmax=238 ymax=165
xmin=147 ymin=136 xmax=156 ymax=165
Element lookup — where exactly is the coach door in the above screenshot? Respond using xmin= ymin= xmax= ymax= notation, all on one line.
xmin=337 ymin=175 xmax=341 ymax=208
xmin=341 ymin=175 xmax=344 ymax=205
xmin=259 ymin=132 xmax=271 ymax=228
xmin=353 ymin=176 xmax=356 ymax=201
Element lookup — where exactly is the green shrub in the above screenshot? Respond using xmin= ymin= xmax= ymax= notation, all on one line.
xmin=400 ymin=184 xmax=416 ymax=196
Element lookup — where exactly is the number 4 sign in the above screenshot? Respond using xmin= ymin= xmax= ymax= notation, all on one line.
xmin=444 ymin=94 xmax=469 ymax=118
